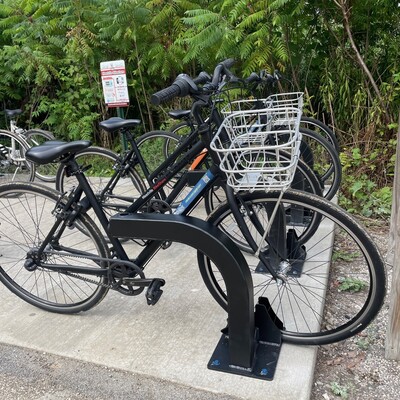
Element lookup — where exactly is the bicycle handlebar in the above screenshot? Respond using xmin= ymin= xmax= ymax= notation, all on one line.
xmin=151 ymin=74 xmax=198 ymax=106
xmin=194 ymin=71 xmax=212 ymax=85
xmin=244 ymin=72 xmax=260 ymax=84
xmin=151 ymin=59 xmax=236 ymax=106
xmin=210 ymin=58 xmax=235 ymax=87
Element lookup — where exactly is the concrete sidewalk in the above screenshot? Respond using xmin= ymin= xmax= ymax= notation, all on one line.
xmin=0 ymin=236 xmax=320 ymax=400
xmin=0 ymin=187 xmax=336 ymax=400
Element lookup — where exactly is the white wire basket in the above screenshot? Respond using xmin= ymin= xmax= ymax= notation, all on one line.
xmin=221 ymin=92 xmax=304 ymax=116
xmin=211 ymin=104 xmax=303 ymax=192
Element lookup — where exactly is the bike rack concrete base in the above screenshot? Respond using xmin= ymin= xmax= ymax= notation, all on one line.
xmin=109 ymin=212 xmax=282 ymax=380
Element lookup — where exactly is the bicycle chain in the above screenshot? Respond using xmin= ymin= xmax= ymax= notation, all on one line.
xmin=42 ymin=250 xmax=144 ymax=291
xmin=63 ymin=270 xmax=113 ymax=289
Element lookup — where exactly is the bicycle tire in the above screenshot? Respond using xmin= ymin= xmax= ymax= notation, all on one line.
xmin=207 ymin=183 xmax=323 ymax=255
xmin=136 ymin=130 xmax=194 ymax=205
xmin=0 ymin=129 xmax=35 ymax=183
xmin=170 ymin=120 xmax=194 ymax=136
xmin=300 ymin=116 xmax=340 ymax=153
xmin=0 ymin=182 xmax=110 ymax=313
xmin=136 ymin=130 xmax=182 ymax=174
xmin=24 ymin=129 xmax=57 ymax=182
xmin=197 ymin=189 xmax=386 ymax=345
xmin=56 ymin=146 xmax=145 ymax=219
xmin=299 ymin=127 xmax=342 ymax=200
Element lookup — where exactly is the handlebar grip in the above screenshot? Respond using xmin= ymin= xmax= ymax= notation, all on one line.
xmin=211 ymin=59 xmax=236 ymax=86
xmin=194 ymin=71 xmax=211 ymax=85
xmin=245 ymin=72 xmax=260 ymax=84
xmin=151 ymin=73 xmax=199 ymax=106
xmin=151 ymin=84 xmax=182 ymax=106
xmin=273 ymin=70 xmax=282 ymax=80
xmin=220 ymin=58 xmax=235 ymax=69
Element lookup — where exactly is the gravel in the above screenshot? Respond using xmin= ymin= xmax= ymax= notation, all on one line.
xmin=310 ymin=219 xmax=400 ymax=400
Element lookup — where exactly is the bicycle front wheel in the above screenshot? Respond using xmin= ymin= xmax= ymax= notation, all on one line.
xmin=198 ymin=189 xmax=386 ymax=345
xmin=24 ymin=129 xmax=57 ymax=182
xmin=0 ymin=182 xmax=110 ymax=313
xmin=0 ymin=130 xmax=34 ymax=183
xmin=300 ymin=116 xmax=340 ymax=153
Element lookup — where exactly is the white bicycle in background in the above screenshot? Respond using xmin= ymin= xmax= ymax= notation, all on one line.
xmin=0 ymin=109 xmax=57 ymax=183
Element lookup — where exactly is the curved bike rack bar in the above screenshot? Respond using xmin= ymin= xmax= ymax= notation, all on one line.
xmin=109 ymin=213 xmax=281 ymax=380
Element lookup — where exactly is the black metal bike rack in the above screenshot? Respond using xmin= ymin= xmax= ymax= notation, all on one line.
xmin=109 ymin=212 xmax=282 ymax=380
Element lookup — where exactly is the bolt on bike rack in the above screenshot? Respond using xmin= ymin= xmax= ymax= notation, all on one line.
xmin=109 ymin=212 xmax=283 ymax=380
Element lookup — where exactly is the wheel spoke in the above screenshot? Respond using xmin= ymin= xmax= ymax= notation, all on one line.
xmin=198 ymin=190 xmax=385 ymax=344
xmin=0 ymin=183 xmax=109 ymax=313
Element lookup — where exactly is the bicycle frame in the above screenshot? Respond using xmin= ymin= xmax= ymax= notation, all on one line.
xmin=42 ymin=143 xmax=283 ymax=282
xmin=85 ymin=101 xmax=219 ymax=216
xmin=32 ymin=100 xmax=220 ymax=273
xmin=0 ymin=129 xmax=27 ymax=160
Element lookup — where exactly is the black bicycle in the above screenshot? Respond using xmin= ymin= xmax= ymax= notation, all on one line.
xmin=167 ymin=70 xmax=342 ymax=201
xmin=0 ymin=60 xmax=385 ymax=346
xmin=54 ymin=70 xmax=324 ymax=225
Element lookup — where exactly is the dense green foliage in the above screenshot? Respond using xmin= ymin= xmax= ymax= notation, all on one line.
xmin=0 ymin=0 xmax=399 ymax=215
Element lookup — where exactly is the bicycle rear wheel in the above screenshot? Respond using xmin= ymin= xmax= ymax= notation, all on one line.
xmin=198 ymin=189 xmax=386 ymax=345
xmin=0 ymin=182 xmax=110 ymax=313
xmin=24 ymin=129 xmax=57 ymax=182
xmin=56 ymin=146 xmax=145 ymax=219
xmin=299 ymin=128 xmax=342 ymax=200
xmin=0 ymin=130 xmax=34 ymax=183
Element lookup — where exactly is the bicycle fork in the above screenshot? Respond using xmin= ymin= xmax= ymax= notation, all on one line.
xmin=225 ymin=187 xmax=295 ymax=282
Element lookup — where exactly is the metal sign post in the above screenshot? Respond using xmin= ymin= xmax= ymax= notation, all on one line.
xmin=100 ymin=60 xmax=129 ymax=150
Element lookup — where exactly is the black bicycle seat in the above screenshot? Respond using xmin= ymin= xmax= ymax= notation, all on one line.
xmin=168 ymin=109 xmax=192 ymax=120
xmin=26 ymin=140 xmax=91 ymax=165
xmin=99 ymin=117 xmax=141 ymax=133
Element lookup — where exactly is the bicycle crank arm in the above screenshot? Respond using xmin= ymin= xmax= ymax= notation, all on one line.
xmin=121 ymin=277 xmax=166 ymax=306
xmin=121 ymin=277 xmax=164 ymax=287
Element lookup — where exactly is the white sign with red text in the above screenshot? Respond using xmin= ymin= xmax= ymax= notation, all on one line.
xmin=100 ymin=60 xmax=129 ymax=108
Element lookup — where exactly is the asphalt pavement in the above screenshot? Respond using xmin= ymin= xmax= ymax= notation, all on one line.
xmin=0 ymin=343 xmax=241 ymax=400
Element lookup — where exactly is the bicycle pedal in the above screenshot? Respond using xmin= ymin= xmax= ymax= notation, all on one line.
xmin=146 ymin=279 xmax=165 ymax=306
